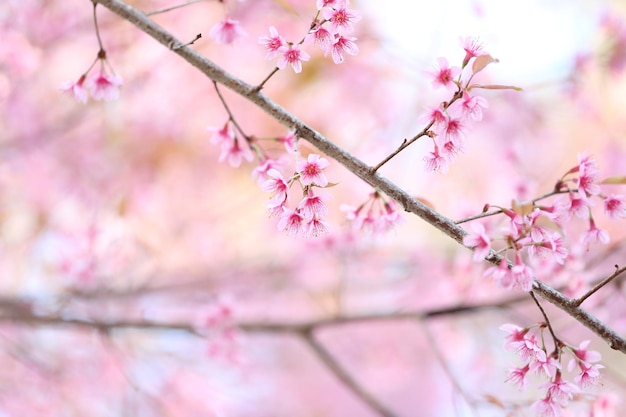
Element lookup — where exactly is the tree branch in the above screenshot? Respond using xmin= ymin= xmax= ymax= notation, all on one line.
xmin=302 ymin=329 xmax=398 ymax=417
xmin=91 ymin=0 xmax=626 ymax=354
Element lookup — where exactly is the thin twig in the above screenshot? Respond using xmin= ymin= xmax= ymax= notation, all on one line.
xmin=572 ymin=264 xmax=626 ymax=307
xmin=145 ymin=0 xmax=207 ymax=16
xmin=455 ymin=209 xmax=503 ymax=224
xmin=529 ymin=291 xmax=563 ymax=356
xmin=212 ymin=81 xmax=251 ymax=141
xmin=255 ymin=67 xmax=279 ymax=92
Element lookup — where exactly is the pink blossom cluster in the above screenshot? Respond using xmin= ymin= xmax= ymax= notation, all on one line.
xmin=340 ymin=189 xmax=403 ymax=234
xmin=207 ymin=121 xmax=254 ymax=168
xmin=258 ymin=0 xmax=360 ymax=73
xmin=223 ymin=130 xmax=331 ymax=238
xmin=61 ymin=55 xmax=122 ymax=103
xmin=463 ymin=152 xmax=626 ymax=292
xmin=421 ymin=37 xmax=496 ymax=173
xmin=501 ymin=324 xmax=604 ymax=417
xmin=207 ymin=122 xmax=332 ymax=238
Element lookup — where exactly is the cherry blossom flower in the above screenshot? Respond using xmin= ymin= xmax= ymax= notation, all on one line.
xmin=441 ymin=115 xmax=466 ymax=145
xmin=575 ymin=362 xmax=604 ymax=387
xmin=259 ymin=26 xmax=285 ymax=60
xmin=327 ymin=35 xmax=359 ymax=64
xmin=88 ymin=70 xmax=122 ymax=101
xmin=485 ymin=257 xmax=514 ymax=289
xmin=569 ymin=193 xmax=591 ymax=218
xmin=277 ymin=44 xmax=310 ymax=73
xmin=218 ymin=138 xmax=254 ymax=168
xmin=518 ymin=334 xmax=545 ymax=363
xmin=575 ymin=152 xmax=601 ymax=199
xmin=529 ymin=351 xmax=561 ymax=379
xmin=423 ymin=146 xmax=449 ymax=173
xmin=523 ymin=230 xmax=568 ymax=265
xmin=418 ymin=104 xmax=448 ymax=128
xmin=305 ymin=216 xmax=329 ymax=238
xmin=570 ymin=340 xmax=602 ymax=365
xmin=502 ymin=208 xmax=524 ymax=237
xmin=581 ymin=218 xmax=610 ymax=247
xmin=208 ymin=122 xmax=235 ymax=146
xmin=209 ymin=16 xmax=247 ymax=44
xmin=463 ymin=222 xmax=491 ymax=261
xmin=60 ymin=74 xmax=88 ymax=103
xmin=261 ymin=168 xmax=289 ymax=204
xmin=540 ymin=373 xmax=579 ymax=405
xmin=427 ymin=57 xmax=461 ymax=91
xmin=323 ymin=7 xmax=361 ymax=33
xmin=511 ymin=252 xmax=534 ymax=292
xmin=458 ymin=91 xmax=488 ymax=121
xmin=277 ymin=208 xmax=306 ymax=237
xmin=506 ymin=364 xmax=530 ymax=391
xmin=577 ymin=171 xmax=601 ymax=200
xmin=567 ymin=339 xmax=604 ymax=387
xmin=542 ymin=195 xmax=572 ymax=224
xmin=378 ymin=199 xmax=403 ymax=232
xmin=252 ymin=158 xmax=282 ymax=183
xmin=500 ymin=323 xmax=529 ymax=351
xmin=296 ymin=154 xmax=330 ymax=186
xmin=277 ymin=131 xmax=297 ymax=153
xmin=460 ymin=36 xmax=486 ymax=66
xmin=603 ymin=194 xmax=626 ymax=218
xmin=532 ymin=396 xmax=563 ymax=417
xmin=267 ymin=197 xmax=288 ymax=218
xmin=297 ymin=189 xmax=330 ymax=219
xmin=305 ymin=25 xmax=334 ymax=50
xmin=208 ymin=122 xmax=253 ymax=167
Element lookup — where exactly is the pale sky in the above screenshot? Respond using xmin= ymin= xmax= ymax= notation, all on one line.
xmin=363 ymin=0 xmax=602 ymax=84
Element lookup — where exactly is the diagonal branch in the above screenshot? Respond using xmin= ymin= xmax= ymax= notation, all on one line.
xmin=91 ymin=0 xmax=626 ymax=354
xmin=302 ymin=329 xmax=398 ymax=417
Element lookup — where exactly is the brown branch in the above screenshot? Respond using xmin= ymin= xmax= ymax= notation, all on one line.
xmin=0 ymin=292 xmax=548 ymax=334
xmin=91 ymin=0 xmax=626 ymax=355
xmin=302 ymin=329 xmax=398 ymax=417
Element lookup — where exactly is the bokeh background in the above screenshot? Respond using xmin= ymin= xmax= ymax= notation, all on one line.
xmin=1 ymin=0 xmax=626 ymax=416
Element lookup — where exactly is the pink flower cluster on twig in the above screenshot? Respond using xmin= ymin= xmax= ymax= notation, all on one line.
xmin=463 ymin=152 xmax=626 ymax=292
xmin=420 ymin=37 xmax=497 ymax=174
xmin=259 ymin=0 xmax=360 ymax=73
xmin=501 ymin=324 xmax=603 ymax=416
xmin=61 ymin=55 xmax=122 ymax=104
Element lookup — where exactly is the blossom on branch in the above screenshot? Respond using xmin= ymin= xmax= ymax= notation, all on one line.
xmin=296 ymin=154 xmax=330 ymax=187
xmin=277 ymin=44 xmax=310 ymax=73
xmin=60 ymin=74 xmax=88 ymax=103
xmin=259 ymin=26 xmax=285 ymax=60
xmin=88 ymin=69 xmax=123 ymax=101
xmin=427 ymin=57 xmax=461 ymax=91
xmin=209 ymin=16 xmax=247 ymax=44
xmin=462 ymin=222 xmax=491 ymax=261
xmin=603 ymin=194 xmax=626 ymax=218
xmin=323 ymin=7 xmax=361 ymax=34
xmin=327 ymin=34 xmax=359 ymax=64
